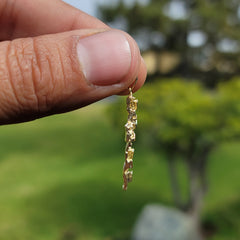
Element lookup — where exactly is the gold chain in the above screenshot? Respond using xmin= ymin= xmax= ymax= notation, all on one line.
xmin=122 ymin=79 xmax=138 ymax=190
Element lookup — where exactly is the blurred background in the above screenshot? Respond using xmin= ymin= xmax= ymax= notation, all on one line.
xmin=0 ymin=0 xmax=240 ymax=240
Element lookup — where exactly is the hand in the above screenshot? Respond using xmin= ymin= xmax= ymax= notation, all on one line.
xmin=0 ymin=0 xmax=147 ymax=124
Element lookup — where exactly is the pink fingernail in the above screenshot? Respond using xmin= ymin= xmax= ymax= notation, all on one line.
xmin=77 ymin=31 xmax=131 ymax=86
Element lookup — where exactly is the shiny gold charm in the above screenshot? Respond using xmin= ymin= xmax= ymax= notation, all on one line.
xmin=123 ymin=79 xmax=138 ymax=191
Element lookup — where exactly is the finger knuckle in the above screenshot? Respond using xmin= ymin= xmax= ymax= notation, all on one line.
xmin=32 ymin=37 xmax=72 ymax=112
xmin=0 ymin=35 xmax=76 ymax=122
xmin=3 ymin=37 xmax=70 ymax=115
xmin=4 ymin=38 xmax=41 ymax=113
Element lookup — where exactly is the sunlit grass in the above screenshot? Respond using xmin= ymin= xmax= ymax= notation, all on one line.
xmin=0 ymin=102 xmax=239 ymax=240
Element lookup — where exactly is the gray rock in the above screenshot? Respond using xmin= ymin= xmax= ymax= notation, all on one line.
xmin=131 ymin=204 xmax=200 ymax=240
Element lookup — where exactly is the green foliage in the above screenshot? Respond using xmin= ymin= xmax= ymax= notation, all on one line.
xmin=99 ymin=0 xmax=240 ymax=85
xmin=109 ymin=78 xmax=240 ymax=156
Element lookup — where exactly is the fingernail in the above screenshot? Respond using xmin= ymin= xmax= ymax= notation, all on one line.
xmin=77 ymin=31 xmax=131 ymax=86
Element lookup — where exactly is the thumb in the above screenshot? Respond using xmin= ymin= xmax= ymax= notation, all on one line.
xmin=0 ymin=29 xmax=144 ymax=124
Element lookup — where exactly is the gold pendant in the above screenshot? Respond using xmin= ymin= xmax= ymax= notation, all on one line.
xmin=123 ymin=79 xmax=138 ymax=191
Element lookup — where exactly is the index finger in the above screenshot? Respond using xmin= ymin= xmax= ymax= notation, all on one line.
xmin=0 ymin=0 xmax=109 ymax=41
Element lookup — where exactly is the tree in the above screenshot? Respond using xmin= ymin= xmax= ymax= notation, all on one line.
xmin=101 ymin=0 xmax=240 ymax=234
xmin=99 ymin=0 xmax=240 ymax=87
xmin=107 ymin=78 xmax=240 ymax=226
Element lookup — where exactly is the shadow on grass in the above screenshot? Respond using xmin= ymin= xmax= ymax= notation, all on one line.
xmin=24 ymin=180 xmax=164 ymax=240
xmin=203 ymin=198 xmax=240 ymax=239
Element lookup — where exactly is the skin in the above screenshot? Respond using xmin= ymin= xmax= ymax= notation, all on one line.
xmin=0 ymin=0 xmax=147 ymax=124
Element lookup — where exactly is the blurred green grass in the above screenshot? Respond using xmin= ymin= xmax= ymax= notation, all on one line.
xmin=0 ymin=102 xmax=239 ymax=240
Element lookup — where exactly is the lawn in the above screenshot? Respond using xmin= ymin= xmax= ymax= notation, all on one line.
xmin=0 ymin=102 xmax=239 ymax=240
